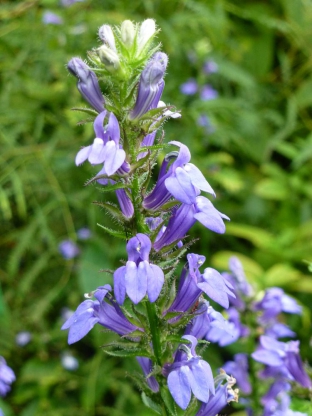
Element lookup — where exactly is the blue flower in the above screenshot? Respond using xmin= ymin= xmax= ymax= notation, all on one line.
xmin=223 ymin=353 xmax=252 ymax=394
xmin=75 ymin=111 xmax=126 ymax=177
xmin=0 ymin=357 xmax=15 ymax=397
xmin=58 ymin=239 xmax=80 ymax=259
xmin=136 ymin=357 xmax=159 ymax=392
xmin=61 ymin=285 xmax=141 ymax=344
xmin=196 ymin=371 xmax=237 ymax=416
xmin=200 ymin=85 xmax=218 ymax=101
xmin=180 ymin=79 xmax=198 ymax=95
xmin=42 ymin=11 xmax=63 ymax=25
xmin=129 ymin=52 xmax=168 ymax=120
xmin=253 ymin=287 xmax=302 ymax=323
xmin=114 ymin=234 xmax=164 ymax=304
xmin=166 ymin=335 xmax=215 ymax=410
xmin=252 ymin=336 xmax=311 ymax=388
xmin=67 ymin=57 xmax=105 ymax=113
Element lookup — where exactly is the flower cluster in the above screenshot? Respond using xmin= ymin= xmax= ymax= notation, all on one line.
xmin=0 ymin=356 xmax=15 ymax=415
xmin=221 ymin=257 xmax=311 ymax=416
xmin=61 ymin=18 xmax=311 ymax=415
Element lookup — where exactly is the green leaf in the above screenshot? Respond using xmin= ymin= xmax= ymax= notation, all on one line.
xmin=93 ymin=201 xmax=126 ymax=222
xmin=141 ymin=393 xmax=162 ymax=415
xmin=225 ymin=223 xmax=274 ymax=249
xmin=71 ymin=107 xmax=98 ymax=116
xmin=97 ymin=223 xmax=127 ymax=239
xmin=97 ymin=182 xmax=132 ymax=193
xmin=254 ymin=178 xmax=288 ymax=200
xmin=263 ymin=263 xmax=302 ymax=287
xmin=160 ymin=386 xmax=177 ymax=416
xmin=101 ymin=345 xmax=150 ymax=358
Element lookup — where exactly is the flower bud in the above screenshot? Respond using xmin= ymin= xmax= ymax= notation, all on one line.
xmin=98 ymin=24 xmax=117 ymax=52
xmin=137 ymin=19 xmax=156 ymax=52
xmin=67 ymin=57 xmax=105 ymax=113
xmin=97 ymin=45 xmax=120 ymax=70
xmin=129 ymin=52 xmax=168 ymax=120
xmin=121 ymin=20 xmax=135 ymax=47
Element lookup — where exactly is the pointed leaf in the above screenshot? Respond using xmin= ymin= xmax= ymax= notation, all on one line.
xmin=141 ymin=393 xmax=162 ymax=415
xmin=97 ymin=223 xmax=127 ymax=239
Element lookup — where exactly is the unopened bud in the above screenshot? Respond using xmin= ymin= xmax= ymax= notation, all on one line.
xmin=137 ymin=19 xmax=156 ymax=51
xmin=97 ymin=45 xmax=120 ymax=70
xmin=98 ymin=24 xmax=117 ymax=52
xmin=67 ymin=57 xmax=105 ymax=113
xmin=121 ymin=20 xmax=135 ymax=47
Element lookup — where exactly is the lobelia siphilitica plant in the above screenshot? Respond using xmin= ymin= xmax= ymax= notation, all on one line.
xmin=221 ymin=257 xmax=312 ymax=416
xmin=61 ymin=18 xmax=238 ymax=415
xmin=59 ymin=18 xmax=307 ymax=415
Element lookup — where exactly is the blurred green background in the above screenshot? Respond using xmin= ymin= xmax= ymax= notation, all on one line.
xmin=1 ymin=0 xmax=312 ymax=414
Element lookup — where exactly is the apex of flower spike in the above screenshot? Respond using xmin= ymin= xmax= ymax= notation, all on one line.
xmin=121 ymin=20 xmax=135 ymax=47
xmin=137 ymin=19 xmax=157 ymax=54
xmin=98 ymin=25 xmax=117 ymax=52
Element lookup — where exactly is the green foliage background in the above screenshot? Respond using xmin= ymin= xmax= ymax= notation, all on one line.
xmin=0 ymin=0 xmax=312 ymax=414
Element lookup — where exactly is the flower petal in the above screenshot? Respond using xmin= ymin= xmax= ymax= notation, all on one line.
xmin=168 ymin=366 xmax=192 ymax=410
xmin=125 ymin=261 xmax=147 ymax=304
xmin=184 ymin=163 xmax=215 ymax=196
xmin=146 ymin=263 xmax=164 ymax=302
xmin=113 ymin=266 xmax=127 ymax=305
xmin=165 ymin=167 xmax=197 ymax=204
xmin=104 ymin=141 xmax=126 ymax=176
xmin=75 ymin=145 xmax=92 ymax=166
xmin=68 ymin=310 xmax=99 ymax=344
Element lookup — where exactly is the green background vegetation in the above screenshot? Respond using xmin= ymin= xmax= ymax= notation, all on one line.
xmin=0 ymin=0 xmax=312 ymax=414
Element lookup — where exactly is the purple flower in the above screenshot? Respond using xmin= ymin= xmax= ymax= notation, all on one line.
xmin=167 ymin=254 xmax=205 ymax=316
xmin=223 ymin=354 xmax=252 ymax=394
xmin=168 ymin=253 xmax=235 ymax=314
xmin=180 ymin=79 xmax=198 ymax=95
xmin=136 ymin=357 xmax=159 ymax=392
xmin=0 ymin=357 xmax=15 ymax=397
xmin=129 ymin=52 xmax=168 ymax=120
xmin=75 ymin=111 xmax=126 ymax=176
xmin=254 ymin=287 xmax=302 ymax=323
xmin=144 ymin=141 xmax=215 ymax=210
xmin=200 ymin=85 xmax=218 ymax=101
xmin=166 ymin=335 xmax=215 ymax=410
xmin=203 ymin=60 xmax=218 ymax=74
xmin=42 ymin=11 xmax=63 ymax=25
xmin=205 ymin=307 xmax=242 ymax=346
xmin=197 ymin=267 xmax=235 ymax=309
xmin=263 ymin=388 xmax=307 ymax=416
xmin=61 ymin=285 xmax=141 ymax=344
xmin=196 ymin=371 xmax=237 ymax=416
xmin=252 ymin=336 xmax=311 ymax=388
xmin=67 ymin=57 xmax=105 ymax=113
xmin=197 ymin=114 xmax=215 ymax=134
xmin=265 ymin=322 xmax=296 ymax=339
xmin=114 ymin=234 xmax=164 ymax=304
xmin=185 ymin=300 xmax=239 ymax=343
xmin=98 ymin=25 xmax=117 ymax=51
xmin=15 ymin=331 xmax=32 ymax=347
xmin=153 ymin=197 xmax=229 ymax=251
xmin=223 ymin=256 xmax=253 ymax=310
xmin=59 ymin=239 xmax=80 ymax=259
xmin=77 ymin=227 xmax=91 ymax=240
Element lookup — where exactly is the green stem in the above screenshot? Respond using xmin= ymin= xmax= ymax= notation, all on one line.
xmin=146 ymin=302 xmax=162 ymax=366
